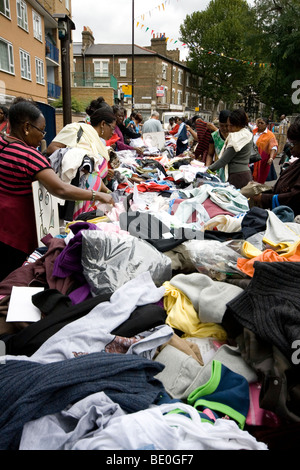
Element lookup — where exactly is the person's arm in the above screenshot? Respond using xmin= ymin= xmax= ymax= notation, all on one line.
xmin=46 ymin=141 xmax=66 ymax=156
xmin=267 ymin=148 xmax=277 ymax=166
xmin=206 ymin=143 xmax=216 ymax=167
xmin=208 ymin=146 xmax=236 ymax=171
xmin=186 ymin=125 xmax=197 ymax=140
xmin=35 ymin=168 xmax=115 ymax=205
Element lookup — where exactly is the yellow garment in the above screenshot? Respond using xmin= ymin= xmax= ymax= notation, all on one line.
xmin=241 ymin=238 xmax=300 ymax=259
xmin=53 ymin=122 xmax=110 ymax=161
xmin=163 ymin=282 xmax=227 ymax=341
xmin=64 ymin=216 xmax=110 ymax=233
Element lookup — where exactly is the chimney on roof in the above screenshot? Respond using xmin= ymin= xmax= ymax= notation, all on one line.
xmin=150 ymin=33 xmax=167 ymax=56
xmin=81 ymin=26 xmax=94 ymax=54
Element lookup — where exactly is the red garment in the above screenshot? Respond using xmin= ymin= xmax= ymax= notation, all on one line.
xmin=169 ymin=124 xmax=179 ymax=135
xmin=194 ymin=119 xmax=212 ymax=162
xmin=106 ymin=133 xmax=120 ymax=146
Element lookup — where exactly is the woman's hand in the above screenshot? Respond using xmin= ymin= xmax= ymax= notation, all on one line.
xmin=135 ymin=147 xmax=144 ymax=155
xmin=251 ymin=193 xmax=262 ymax=206
xmin=96 ymin=192 xmax=115 ymax=205
xmin=267 ymin=157 xmax=274 ymax=166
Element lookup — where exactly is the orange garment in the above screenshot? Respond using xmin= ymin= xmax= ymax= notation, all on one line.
xmin=237 ymin=248 xmax=300 ymax=277
xmin=252 ymin=128 xmax=278 ymax=183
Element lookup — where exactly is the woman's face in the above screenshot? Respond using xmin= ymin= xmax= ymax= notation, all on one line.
xmin=289 ymin=140 xmax=300 ymax=159
xmin=0 ymin=109 xmax=5 ymax=123
xmin=227 ymin=118 xmax=241 ymax=133
xmin=256 ymin=119 xmax=268 ymax=133
xmin=102 ymin=119 xmax=116 ymax=141
xmin=24 ymin=115 xmax=46 ymax=148
xmin=219 ymin=121 xmax=229 ymax=137
xmin=115 ymin=111 xmax=124 ymax=125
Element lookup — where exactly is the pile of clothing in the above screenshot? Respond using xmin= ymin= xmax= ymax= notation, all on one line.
xmin=0 ymin=142 xmax=300 ymax=451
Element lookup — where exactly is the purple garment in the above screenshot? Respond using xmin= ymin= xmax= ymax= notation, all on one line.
xmin=53 ymin=222 xmax=99 ymax=304
xmin=114 ymin=125 xmax=136 ymax=152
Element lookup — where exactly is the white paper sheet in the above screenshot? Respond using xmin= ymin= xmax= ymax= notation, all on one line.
xmin=6 ymin=286 xmax=44 ymax=322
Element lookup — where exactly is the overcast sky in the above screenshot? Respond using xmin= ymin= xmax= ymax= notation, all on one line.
xmin=71 ymin=0 xmax=255 ymax=61
xmin=71 ymin=0 xmax=211 ymax=60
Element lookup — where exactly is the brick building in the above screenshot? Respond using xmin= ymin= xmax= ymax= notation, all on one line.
xmin=72 ymin=27 xmax=203 ymax=121
xmin=0 ymin=0 xmax=73 ymax=106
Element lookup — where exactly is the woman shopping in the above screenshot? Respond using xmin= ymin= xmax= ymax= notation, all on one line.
xmin=250 ymin=117 xmax=300 ymax=216
xmin=252 ymin=117 xmax=278 ymax=183
xmin=208 ymin=108 xmax=253 ymax=189
xmin=0 ymin=99 xmax=114 ymax=281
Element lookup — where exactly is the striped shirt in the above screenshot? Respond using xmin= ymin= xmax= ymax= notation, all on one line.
xmin=0 ymin=135 xmax=51 ymax=195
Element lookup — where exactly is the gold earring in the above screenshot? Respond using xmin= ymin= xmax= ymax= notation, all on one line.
xmin=25 ymin=131 xmax=29 ymax=135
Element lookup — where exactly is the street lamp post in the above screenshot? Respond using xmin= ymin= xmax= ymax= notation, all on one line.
xmin=132 ymin=0 xmax=135 ymax=113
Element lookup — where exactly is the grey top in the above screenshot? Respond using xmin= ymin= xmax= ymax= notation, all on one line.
xmin=142 ymin=118 xmax=163 ymax=134
xmin=208 ymin=140 xmax=252 ymax=174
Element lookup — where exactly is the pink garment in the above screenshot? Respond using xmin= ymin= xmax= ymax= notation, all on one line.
xmin=246 ymin=382 xmax=281 ymax=427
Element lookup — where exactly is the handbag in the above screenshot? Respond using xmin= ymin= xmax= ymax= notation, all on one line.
xmin=249 ymin=140 xmax=261 ymax=164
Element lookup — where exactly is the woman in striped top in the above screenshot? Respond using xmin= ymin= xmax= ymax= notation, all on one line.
xmin=0 ymin=99 xmax=114 ymax=281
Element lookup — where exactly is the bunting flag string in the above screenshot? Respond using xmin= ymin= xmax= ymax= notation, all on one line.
xmin=135 ymin=22 xmax=274 ymax=68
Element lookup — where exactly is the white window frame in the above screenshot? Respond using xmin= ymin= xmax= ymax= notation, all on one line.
xmin=177 ymin=90 xmax=182 ymax=106
xmin=172 ymin=66 xmax=176 ymax=81
xmin=119 ymin=59 xmax=127 ymax=77
xmin=172 ymin=88 xmax=175 ymax=104
xmin=185 ymin=92 xmax=190 ymax=107
xmin=32 ymin=10 xmax=42 ymax=42
xmin=0 ymin=0 xmax=10 ymax=18
xmin=0 ymin=37 xmax=14 ymax=74
xmin=162 ymin=62 xmax=167 ymax=80
xmin=16 ymin=0 xmax=28 ymax=31
xmin=20 ymin=48 xmax=31 ymax=80
xmin=162 ymin=86 xmax=168 ymax=104
xmin=178 ymin=69 xmax=183 ymax=85
xmin=93 ymin=59 xmax=109 ymax=77
xmin=35 ymin=57 xmax=44 ymax=84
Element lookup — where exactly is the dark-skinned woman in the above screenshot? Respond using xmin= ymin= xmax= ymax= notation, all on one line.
xmin=208 ymin=108 xmax=253 ymax=189
xmin=0 ymin=99 xmax=114 ymax=281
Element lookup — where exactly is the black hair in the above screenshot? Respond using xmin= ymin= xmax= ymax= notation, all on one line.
xmin=219 ymin=110 xmax=231 ymax=123
xmin=228 ymin=108 xmax=248 ymax=128
xmin=8 ymin=99 xmax=42 ymax=130
xmin=287 ymin=117 xmax=300 ymax=142
xmin=86 ymin=97 xmax=110 ymax=116
xmin=112 ymin=104 xmax=123 ymax=115
xmin=260 ymin=117 xmax=269 ymax=125
xmin=0 ymin=105 xmax=9 ymax=119
xmin=90 ymin=106 xmax=115 ymax=127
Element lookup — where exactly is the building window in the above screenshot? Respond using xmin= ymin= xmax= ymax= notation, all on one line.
xmin=35 ymin=57 xmax=44 ymax=84
xmin=162 ymin=63 xmax=167 ymax=80
xmin=185 ymin=92 xmax=190 ymax=107
xmin=162 ymin=86 xmax=168 ymax=104
xmin=172 ymin=67 xmax=176 ymax=82
xmin=93 ymin=59 xmax=109 ymax=77
xmin=16 ymin=0 xmax=28 ymax=31
xmin=0 ymin=0 xmax=10 ymax=18
xmin=119 ymin=59 xmax=127 ymax=77
xmin=0 ymin=37 xmax=14 ymax=74
xmin=186 ymin=73 xmax=190 ymax=87
xmin=172 ymin=88 xmax=175 ymax=104
xmin=178 ymin=69 xmax=183 ymax=85
xmin=65 ymin=0 xmax=69 ymax=10
xmin=20 ymin=48 xmax=31 ymax=80
xmin=32 ymin=10 xmax=42 ymax=41
xmin=177 ymin=90 xmax=182 ymax=105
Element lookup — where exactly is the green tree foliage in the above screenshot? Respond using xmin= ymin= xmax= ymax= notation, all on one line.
xmin=180 ymin=0 xmax=300 ymax=119
xmin=180 ymin=0 xmax=263 ymax=116
xmin=252 ymin=0 xmax=300 ymax=117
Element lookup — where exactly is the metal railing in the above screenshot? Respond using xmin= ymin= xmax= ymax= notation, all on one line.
xmin=45 ymin=40 xmax=59 ymax=64
xmin=47 ymin=82 xmax=61 ymax=99
xmin=72 ymin=72 xmax=118 ymax=90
